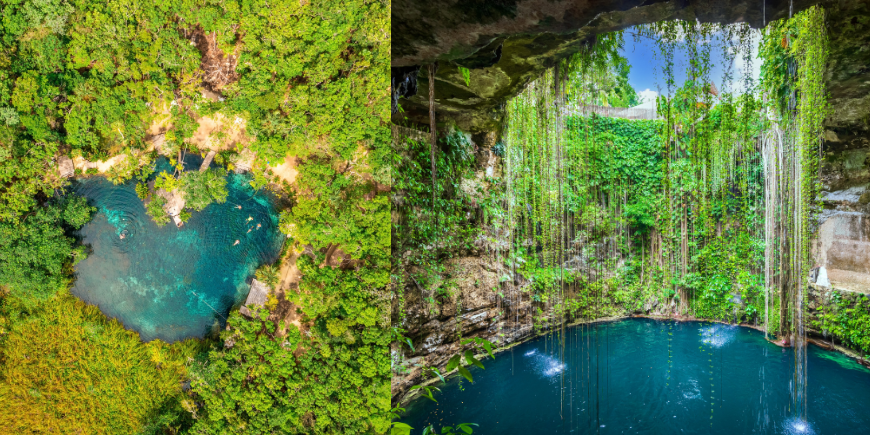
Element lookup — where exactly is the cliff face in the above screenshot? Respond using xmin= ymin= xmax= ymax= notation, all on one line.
xmin=391 ymin=130 xmax=532 ymax=402
xmin=391 ymin=255 xmax=536 ymax=400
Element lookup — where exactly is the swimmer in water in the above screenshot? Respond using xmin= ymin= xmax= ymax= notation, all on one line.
xmin=236 ymin=205 xmax=242 ymax=209
xmin=246 ymin=216 xmax=253 ymax=222
xmin=247 ymin=228 xmax=252 ymax=233
xmin=120 ymin=233 xmax=126 ymax=239
xmin=233 ymin=240 xmax=240 ymax=246
xmin=256 ymin=223 xmax=261 ymax=230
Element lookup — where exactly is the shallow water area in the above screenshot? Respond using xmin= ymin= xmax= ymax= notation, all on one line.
xmin=400 ymin=318 xmax=870 ymax=434
xmin=70 ymin=156 xmax=285 ymax=342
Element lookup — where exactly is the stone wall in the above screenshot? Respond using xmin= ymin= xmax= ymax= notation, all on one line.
xmin=391 ymin=255 xmax=538 ymax=401
xmin=391 ymin=129 xmax=525 ymax=403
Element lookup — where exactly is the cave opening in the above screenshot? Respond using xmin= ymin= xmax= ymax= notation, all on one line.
xmin=392 ymin=3 xmax=870 ymax=434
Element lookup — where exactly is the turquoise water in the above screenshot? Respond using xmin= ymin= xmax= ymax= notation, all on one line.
xmin=401 ymin=319 xmax=870 ymax=434
xmin=70 ymin=156 xmax=285 ymax=342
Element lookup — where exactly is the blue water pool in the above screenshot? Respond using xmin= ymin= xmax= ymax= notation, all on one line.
xmin=70 ymin=156 xmax=285 ymax=342
xmin=400 ymin=318 xmax=870 ymax=434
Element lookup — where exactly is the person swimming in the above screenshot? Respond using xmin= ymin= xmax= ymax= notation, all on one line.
xmin=120 ymin=233 xmax=126 ymax=239
xmin=233 ymin=240 xmax=240 ymax=246
xmin=247 ymin=228 xmax=252 ymax=233
xmin=246 ymin=216 xmax=253 ymax=222
xmin=236 ymin=205 xmax=242 ymax=210
xmin=256 ymin=223 xmax=261 ymax=230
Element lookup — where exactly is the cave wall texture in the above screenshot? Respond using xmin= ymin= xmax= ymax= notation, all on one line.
xmin=392 ymin=0 xmax=870 ymax=133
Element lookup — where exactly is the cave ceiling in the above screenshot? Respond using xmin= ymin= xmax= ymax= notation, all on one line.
xmin=392 ymin=0 xmax=870 ymax=134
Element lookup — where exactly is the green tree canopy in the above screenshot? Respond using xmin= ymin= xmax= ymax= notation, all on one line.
xmin=0 ymin=193 xmax=94 ymax=303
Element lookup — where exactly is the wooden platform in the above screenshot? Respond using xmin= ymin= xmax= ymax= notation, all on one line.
xmin=200 ymin=150 xmax=216 ymax=172
xmin=239 ymin=279 xmax=271 ymax=317
xmin=58 ymin=156 xmax=74 ymax=178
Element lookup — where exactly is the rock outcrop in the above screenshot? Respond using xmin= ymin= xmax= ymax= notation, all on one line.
xmin=392 ymin=255 xmax=537 ymax=402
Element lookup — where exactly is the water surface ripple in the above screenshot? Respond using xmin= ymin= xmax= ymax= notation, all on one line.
xmin=70 ymin=157 xmax=285 ymax=342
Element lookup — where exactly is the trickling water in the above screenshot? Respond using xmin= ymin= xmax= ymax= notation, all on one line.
xmin=69 ymin=156 xmax=285 ymax=342
xmin=401 ymin=319 xmax=870 ymax=434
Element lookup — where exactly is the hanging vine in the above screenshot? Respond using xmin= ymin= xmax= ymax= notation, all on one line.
xmin=499 ymin=7 xmax=828 ymax=425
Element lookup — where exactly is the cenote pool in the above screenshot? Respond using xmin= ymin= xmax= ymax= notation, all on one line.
xmin=70 ymin=156 xmax=285 ymax=342
xmin=400 ymin=318 xmax=870 ymax=434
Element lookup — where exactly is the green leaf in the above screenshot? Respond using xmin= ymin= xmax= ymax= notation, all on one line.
xmin=481 ymin=340 xmax=494 ymax=359
xmin=445 ymin=354 xmax=461 ymax=372
xmin=429 ymin=368 xmax=446 ymax=384
xmin=464 ymin=350 xmax=484 ymax=369
xmin=457 ymin=365 xmax=473 ymax=383
xmin=391 ymin=422 xmax=413 ymax=435
xmin=403 ymin=337 xmax=415 ymax=352
xmin=457 ymin=422 xmax=478 ymax=434
xmin=410 ymin=385 xmax=440 ymax=402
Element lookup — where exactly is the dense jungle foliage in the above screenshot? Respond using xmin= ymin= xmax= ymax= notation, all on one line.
xmin=0 ymin=0 xmax=390 ymax=433
xmin=0 ymin=292 xmax=202 ymax=434
xmin=0 ymin=194 xmax=94 ymax=304
xmin=390 ymin=8 xmax=870 ymax=435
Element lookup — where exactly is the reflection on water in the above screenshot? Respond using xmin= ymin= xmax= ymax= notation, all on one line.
xmin=70 ymin=157 xmax=285 ymax=342
xmin=401 ymin=318 xmax=870 ymax=434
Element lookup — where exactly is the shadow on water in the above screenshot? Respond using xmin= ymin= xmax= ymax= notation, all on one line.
xmin=400 ymin=318 xmax=870 ymax=435
xmin=69 ymin=155 xmax=285 ymax=343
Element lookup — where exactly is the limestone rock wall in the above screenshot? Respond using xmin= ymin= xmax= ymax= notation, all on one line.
xmin=814 ymin=132 xmax=870 ymax=293
xmin=391 ymin=255 xmax=537 ymax=403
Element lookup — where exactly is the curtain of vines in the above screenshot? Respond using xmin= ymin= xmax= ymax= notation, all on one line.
xmin=759 ymin=5 xmax=830 ymax=419
xmin=503 ymin=6 xmax=828 ymax=423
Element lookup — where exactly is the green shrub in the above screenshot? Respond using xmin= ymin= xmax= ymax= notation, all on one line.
xmin=180 ymin=169 xmax=228 ymax=211
xmin=145 ymin=195 xmax=170 ymax=227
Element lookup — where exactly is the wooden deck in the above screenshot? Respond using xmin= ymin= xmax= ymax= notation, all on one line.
xmin=58 ymin=156 xmax=74 ymax=178
xmin=239 ymin=279 xmax=271 ymax=317
xmin=200 ymin=150 xmax=216 ymax=172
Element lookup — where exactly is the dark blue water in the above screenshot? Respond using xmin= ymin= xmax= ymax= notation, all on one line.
xmin=401 ymin=319 xmax=870 ymax=434
xmin=70 ymin=156 xmax=285 ymax=342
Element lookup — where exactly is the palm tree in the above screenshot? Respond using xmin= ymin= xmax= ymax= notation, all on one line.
xmin=255 ymin=265 xmax=279 ymax=287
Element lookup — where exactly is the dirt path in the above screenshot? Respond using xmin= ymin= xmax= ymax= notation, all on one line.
xmin=267 ymin=154 xmax=299 ymax=186
xmin=270 ymin=248 xmax=307 ymax=338
xmin=189 ymin=112 xmax=251 ymax=151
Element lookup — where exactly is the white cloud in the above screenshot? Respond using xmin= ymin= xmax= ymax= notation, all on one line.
xmin=636 ymin=89 xmax=659 ymax=109
xmin=735 ymin=37 xmax=762 ymax=91
xmin=723 ymin=27 xmax=762 ymax=94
